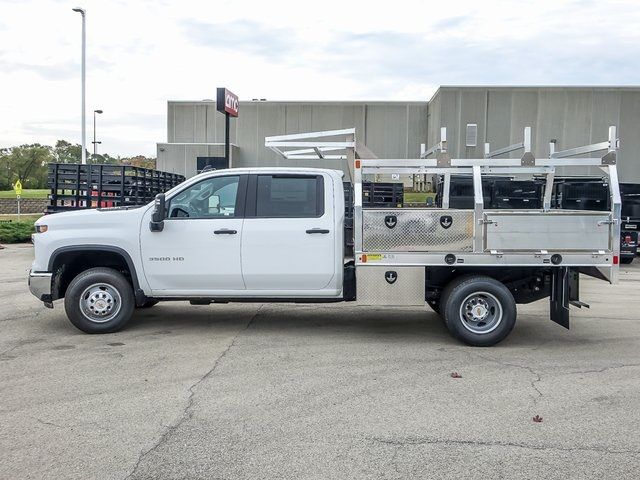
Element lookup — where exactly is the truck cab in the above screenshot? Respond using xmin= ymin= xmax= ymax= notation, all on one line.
xmin=30 ymin=168 xmax=348 ymax=332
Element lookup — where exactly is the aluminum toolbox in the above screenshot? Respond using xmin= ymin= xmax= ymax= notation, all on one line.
xmin=356 ymin=266 xmax=425 ymax=306
xmin=362 ymin=209 xmax=474 ymax=252
xmin=483 ymin=210 xmax=612 ymax=251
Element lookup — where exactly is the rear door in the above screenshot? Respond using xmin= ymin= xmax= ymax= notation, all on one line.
xmin=241 ymin=173 xmax=336 ymax=292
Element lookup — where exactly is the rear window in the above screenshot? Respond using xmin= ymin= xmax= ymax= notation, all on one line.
xmin=256 ymin=175 xmax=324 ymax=218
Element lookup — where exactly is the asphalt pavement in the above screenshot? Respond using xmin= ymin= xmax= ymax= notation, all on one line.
xmin=1 ymin=243 xmax=639 ymax=479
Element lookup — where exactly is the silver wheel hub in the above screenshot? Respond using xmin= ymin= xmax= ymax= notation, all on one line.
xmin=459 ymin=291 xmax=503 ymax=334
xmin=79 ymin=283 xmax=122 ymax=323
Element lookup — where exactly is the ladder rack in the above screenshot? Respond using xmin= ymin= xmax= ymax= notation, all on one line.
xmin=265 ymin=125 xmax=621 ymax=284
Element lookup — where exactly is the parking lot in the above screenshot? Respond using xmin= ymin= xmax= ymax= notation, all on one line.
xmin=1 ymin=243 xmax=639 ymax=479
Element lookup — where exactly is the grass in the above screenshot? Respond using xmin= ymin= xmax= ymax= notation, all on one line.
xmin=0 ymin=214 xmax=42 ymax=222
xmin=0 ymin=189 xmax=49 ymax=199
xmin=404 ymin=191 xmax=436 ymax=204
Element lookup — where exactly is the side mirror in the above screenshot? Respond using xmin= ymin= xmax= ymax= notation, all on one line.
xmin=150 ymin=193 xmax=166 ymax=232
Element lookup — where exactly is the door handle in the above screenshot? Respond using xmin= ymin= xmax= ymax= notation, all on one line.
xmin=214 ymin=229 xmax=237 ymax=235
xmin=306 ymin=228 xmax=330 ymax=234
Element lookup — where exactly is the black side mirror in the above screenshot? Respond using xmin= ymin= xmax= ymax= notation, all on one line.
xmin=150 ymin=193 xmax=166 ymax=232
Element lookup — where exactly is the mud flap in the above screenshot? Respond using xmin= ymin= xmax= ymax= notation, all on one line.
xmin=550 ymin=267 xmax=580 ymax=329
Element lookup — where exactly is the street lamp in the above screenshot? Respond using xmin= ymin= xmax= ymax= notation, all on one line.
xmin=72 ymin=7 xmax=86 ymax=164
xmin=93 ymin=109 xmax=103 ymax=158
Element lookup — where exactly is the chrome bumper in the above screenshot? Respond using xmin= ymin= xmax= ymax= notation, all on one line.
xmin=28 ymin=271 xmax=52 ymax=301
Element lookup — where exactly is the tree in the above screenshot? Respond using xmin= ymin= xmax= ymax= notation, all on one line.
xmin=53 ymin=140 xmax=87 ymax=164
xmin=123 ymin=155 xmax=156 ymax=169
xmin=1 ymin=144 xmax=53 ymax=189
xmin=0 ymin=138 xmax=158 ymax=190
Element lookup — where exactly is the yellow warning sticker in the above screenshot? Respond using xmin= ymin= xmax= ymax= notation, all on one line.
xmin=367 ymin=254 xmax=383 ymax=261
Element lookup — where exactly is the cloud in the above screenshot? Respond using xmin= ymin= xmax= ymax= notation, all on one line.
xmin=432 ymin=15 xmax=470 ymax=30
xmin=3 ymin=57 xmax=113 ymax=81
xmin=316 ymin=27 xmax=640 ymax=87
xmin=181 ymin=19 xmax=296 ymax=60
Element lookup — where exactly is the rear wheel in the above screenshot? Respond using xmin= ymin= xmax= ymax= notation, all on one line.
xmin=441 ymin=275 xmax=516 ymax=347
xmin=64 ymin=267 xmax=135 ymax=334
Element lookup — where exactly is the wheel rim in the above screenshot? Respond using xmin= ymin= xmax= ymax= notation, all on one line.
xmin=459 ymin=291 xmax=502 ymax=334
xmin=79 ymin=283 xmax=122 ymax=323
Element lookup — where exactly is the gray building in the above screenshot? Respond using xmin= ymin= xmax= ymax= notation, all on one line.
xmin=157 ymin=86 xmax=640 ymax=184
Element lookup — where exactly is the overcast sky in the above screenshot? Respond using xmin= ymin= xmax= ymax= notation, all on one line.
xmin=1 ymin=0 xmax=639 ymax=156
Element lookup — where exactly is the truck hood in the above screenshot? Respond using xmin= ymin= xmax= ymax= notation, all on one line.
xmin=35 ymin=205 xmax=148 ymax=229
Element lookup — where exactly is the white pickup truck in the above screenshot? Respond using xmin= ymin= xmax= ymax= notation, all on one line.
xmin=29 ymin=127 xmax=621 ymax=347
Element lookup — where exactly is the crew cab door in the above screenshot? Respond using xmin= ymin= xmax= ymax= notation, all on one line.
xmin=241 ymin=173 xmax=337 ymax=293
xmin=140 ymin=174 xmax=247 ymax=295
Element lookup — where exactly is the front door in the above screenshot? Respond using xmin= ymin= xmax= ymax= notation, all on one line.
xmin=241 ymin=173 xmax=336 ymax=293
xmin=140 ymin=174 xmax=247 ymax=295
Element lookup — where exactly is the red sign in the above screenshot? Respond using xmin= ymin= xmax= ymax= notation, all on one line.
xmin=216 ymin=88 xmax=239 ymax=117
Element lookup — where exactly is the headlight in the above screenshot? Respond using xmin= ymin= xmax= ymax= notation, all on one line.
xmin=34 ymin=225 xmax=48 ymax=233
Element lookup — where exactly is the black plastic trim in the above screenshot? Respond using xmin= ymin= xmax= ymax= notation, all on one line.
xmin=48 ymin=245 xmax=141 ymax=291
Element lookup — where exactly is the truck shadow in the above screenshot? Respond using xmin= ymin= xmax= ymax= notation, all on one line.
xmin=126 ymin=302 xmax=565 ymax=348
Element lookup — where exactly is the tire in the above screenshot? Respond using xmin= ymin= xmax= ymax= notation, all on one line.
xmin=137 ymin=299 xmax=159 ymax=309
xmin=441 ymin=275 xmax=517 ymax=347
xmin=621 ymin=256 xmax=634 ymax=264
xmin=64 ymin=267 xmax=135 ymax=334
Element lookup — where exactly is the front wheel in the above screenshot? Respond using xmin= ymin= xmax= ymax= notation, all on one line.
xmin=64 ymin=267 xmax=135 ymax=334
xmin=441 ymin=276 xmax=517 ymax=347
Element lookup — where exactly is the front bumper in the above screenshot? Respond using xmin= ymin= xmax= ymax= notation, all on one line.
xmin=28 ymin=271 xmax=52 ymax=301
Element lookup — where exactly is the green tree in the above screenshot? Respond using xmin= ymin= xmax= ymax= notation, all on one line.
xmin=0 ymin=148 xmax=11 ymax=189
xmin=1 ymin=144 xmax=53 ymax=189
xmin=53 ymin=140 xmax=87 ymax=164
xmin=122 ymin=155 xmax=156 ymax=169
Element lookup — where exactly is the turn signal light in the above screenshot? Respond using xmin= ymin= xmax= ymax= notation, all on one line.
xmin=35 ymin=225 xmax=48 ymax=233
xmin=355 ymin=160 xmax=361 ymax=169
xmin=613 ymin=255 xmax=619 ymax=265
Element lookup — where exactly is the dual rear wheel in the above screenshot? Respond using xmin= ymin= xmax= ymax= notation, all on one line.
xmin=431 ymin=275 xmax=517 ymax=347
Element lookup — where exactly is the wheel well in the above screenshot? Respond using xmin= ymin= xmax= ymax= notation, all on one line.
xmin=425 ymin=266 xmax=551 ymax=304
xmin=51 ymin=249 xmax=135 ymax=300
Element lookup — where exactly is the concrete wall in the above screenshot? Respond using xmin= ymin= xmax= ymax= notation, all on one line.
xmin=160 ymin=101 xmax=428 ymax=178
xmin=156 ymin=143 xmax=239 ymax=178
xmin=428 ymin=87 xmax=640 ymax=181
xmin=159 ymin=88 xmax=640 ymax=183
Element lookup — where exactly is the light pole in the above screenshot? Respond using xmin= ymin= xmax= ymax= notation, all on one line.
xmin=93 ymin=109 xmax=103 ymax=158
xmin=72 ymin=7 xmax=86 ymax=164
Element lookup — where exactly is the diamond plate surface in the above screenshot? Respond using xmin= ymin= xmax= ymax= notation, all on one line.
xmin=356 ymin=266 xmax=425 ymax=306
xmin=362 ymin=209 xmax=474 ymax=252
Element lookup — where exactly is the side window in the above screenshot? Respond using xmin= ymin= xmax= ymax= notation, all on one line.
xmin=168 ymin=175 xmax=240 ymax=219
xmin=256 ymin=175 xmax=324 ymax=218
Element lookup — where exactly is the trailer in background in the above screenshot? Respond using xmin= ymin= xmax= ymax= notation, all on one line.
xmin=46 ymin=163 xmax=184 ymax=213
